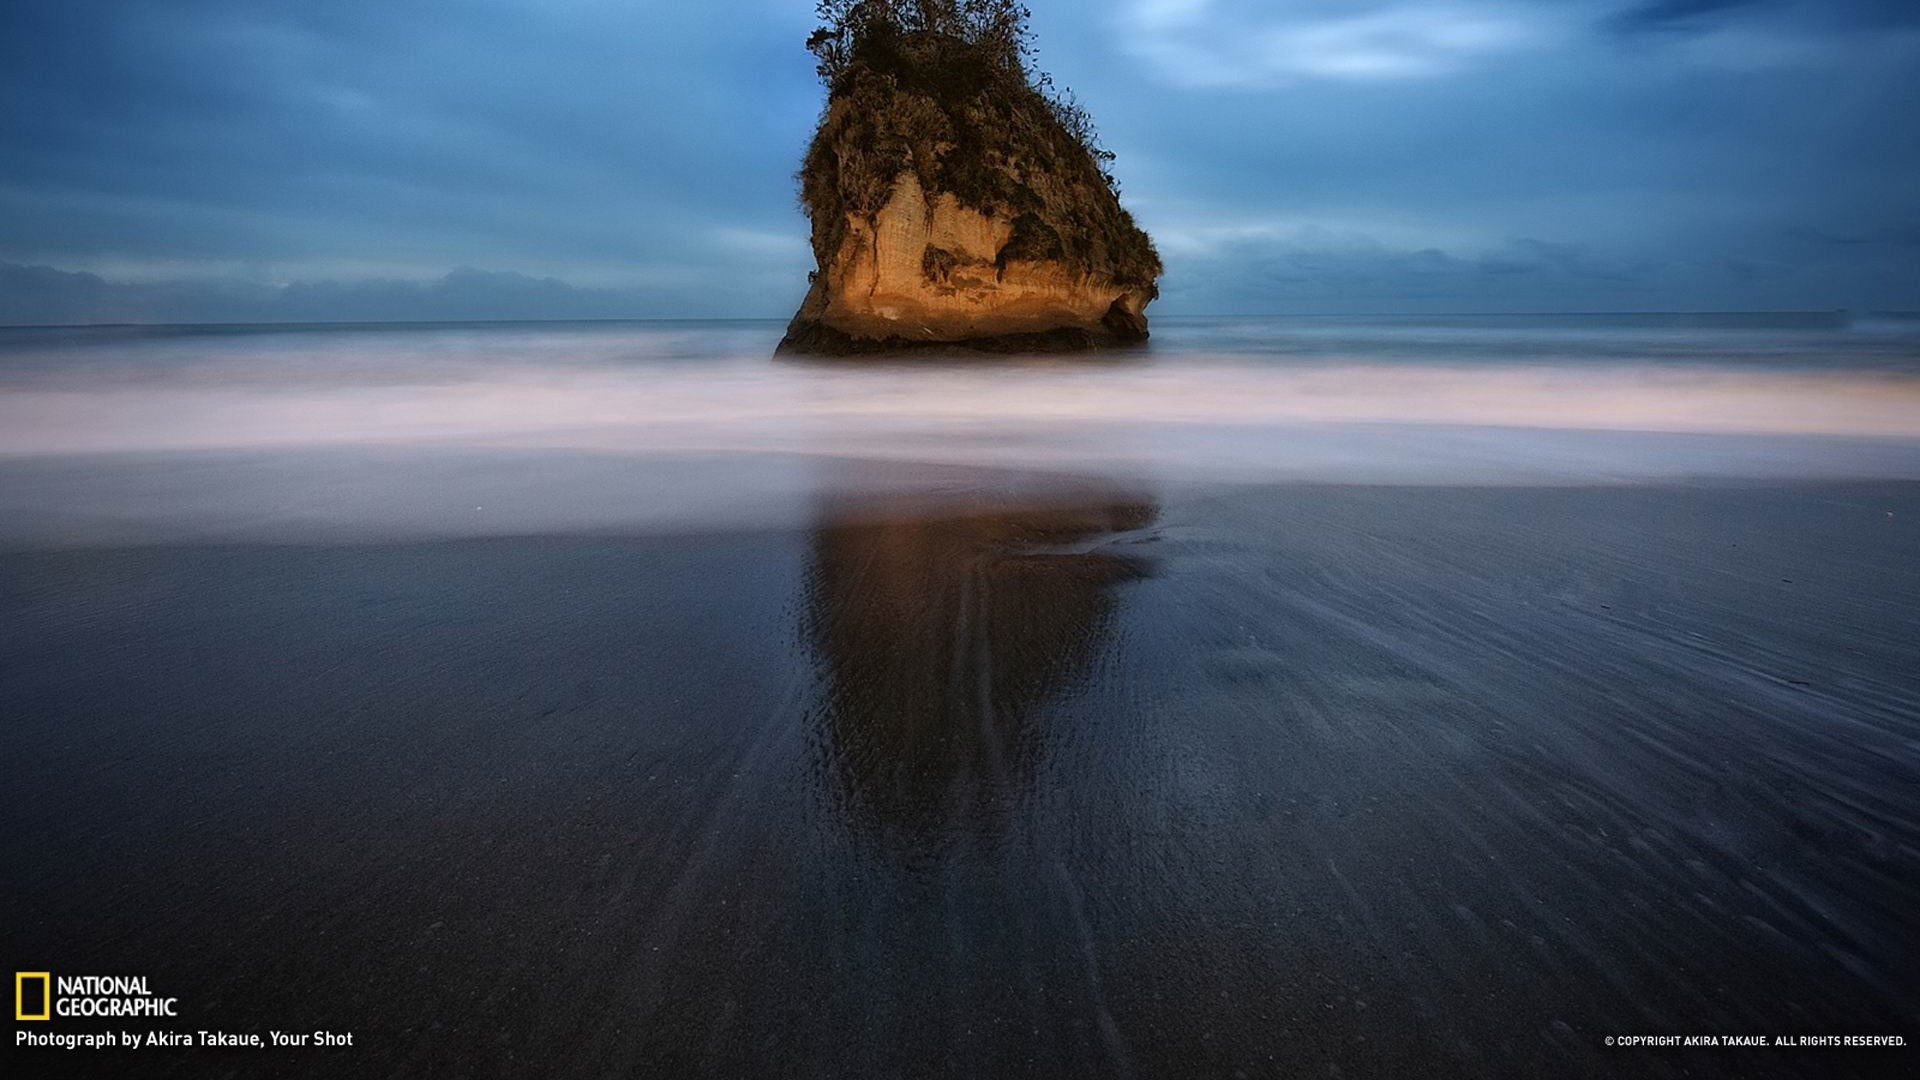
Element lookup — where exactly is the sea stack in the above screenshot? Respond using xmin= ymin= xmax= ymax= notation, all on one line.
xmin=779 ymin=1 xmax=1162 ymax=355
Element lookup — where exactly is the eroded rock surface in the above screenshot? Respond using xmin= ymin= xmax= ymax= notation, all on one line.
xmin=781 ymin=24 xmax=1160 ymax=355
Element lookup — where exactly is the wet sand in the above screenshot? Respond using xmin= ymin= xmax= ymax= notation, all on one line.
xmin=3 ymin=476 xmax=1916 ymax=1077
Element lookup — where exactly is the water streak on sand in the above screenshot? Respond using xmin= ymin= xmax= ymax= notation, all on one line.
xmin=5 ymin=354 xmax=1920 ymax=457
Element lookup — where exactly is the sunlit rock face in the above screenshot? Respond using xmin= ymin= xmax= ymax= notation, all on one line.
xmin=784 ymin=172 xmax=1156 ymax=353
xmin=781 ymin=27 xmax=1161 ymax=355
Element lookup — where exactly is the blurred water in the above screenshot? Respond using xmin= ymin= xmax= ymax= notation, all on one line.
xmin=1 ymin=314 xmax=1918 ymax=544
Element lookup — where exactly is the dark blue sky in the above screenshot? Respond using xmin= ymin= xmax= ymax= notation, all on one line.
xmin=3 ymin=0 xmax=1917 ymax=321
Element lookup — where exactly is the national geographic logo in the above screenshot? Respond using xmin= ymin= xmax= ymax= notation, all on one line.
xmin=15 ymin=972 xmax=177 ymax=1020
xmin=15 ymin=973 xmax=49 ymax=1021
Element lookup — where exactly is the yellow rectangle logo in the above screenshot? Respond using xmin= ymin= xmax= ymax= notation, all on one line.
xmin=15 ymin=971 xmax=50 ymax=1021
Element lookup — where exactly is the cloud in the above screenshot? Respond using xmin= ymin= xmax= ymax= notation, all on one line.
xmin=0 ymin=263 xmax=756 ymax=325
xmin=1119 ymin=1 xmax=1554 ymax=87
xmin=1605 ymin=0 xmax=1920 ymax=36
xmin=0 ymin=0 xmax=820 ymax=302
xmin=1153 ymin=227 xmax=1670 ymax=312
xmin=1788 ymin=224 xmax=1920 ymax=250
xmin=1 ymin=0 xmax=1918 ymax=318
xmin=1145 ymin=215 xmax=1920 ymax=313
xmin=1599 ymin=0 xmax=1920 ymax=69
xmin=1606 ymin=0 xmax=1767 ymax=35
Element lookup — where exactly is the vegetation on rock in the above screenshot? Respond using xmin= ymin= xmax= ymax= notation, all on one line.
xmin=797 ymin=0 xmax=1161 ymax=292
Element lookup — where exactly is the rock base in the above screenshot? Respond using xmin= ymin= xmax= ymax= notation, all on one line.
xmin=775 ymin=311 xmax=1148 ymax=357
xmin=776 ymin=277 xmax=1151 ymax=356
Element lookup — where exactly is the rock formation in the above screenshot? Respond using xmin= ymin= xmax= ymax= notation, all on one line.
xmin=780 ymin=2 xmax=1161 ymax=354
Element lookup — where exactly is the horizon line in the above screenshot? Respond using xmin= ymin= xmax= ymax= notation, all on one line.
xmin=0 ymin=309 xmax=1908 ymax=332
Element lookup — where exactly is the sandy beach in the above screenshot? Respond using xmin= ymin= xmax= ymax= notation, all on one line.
xmin=4 ymin=471 xmax=1915 ymax=1077
xmin=3 ymin=317 xmax=1916 ymax=1075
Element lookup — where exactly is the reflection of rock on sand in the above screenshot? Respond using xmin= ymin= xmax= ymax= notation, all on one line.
xmin=802 ymin=487 xmax=1158 ymax=852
